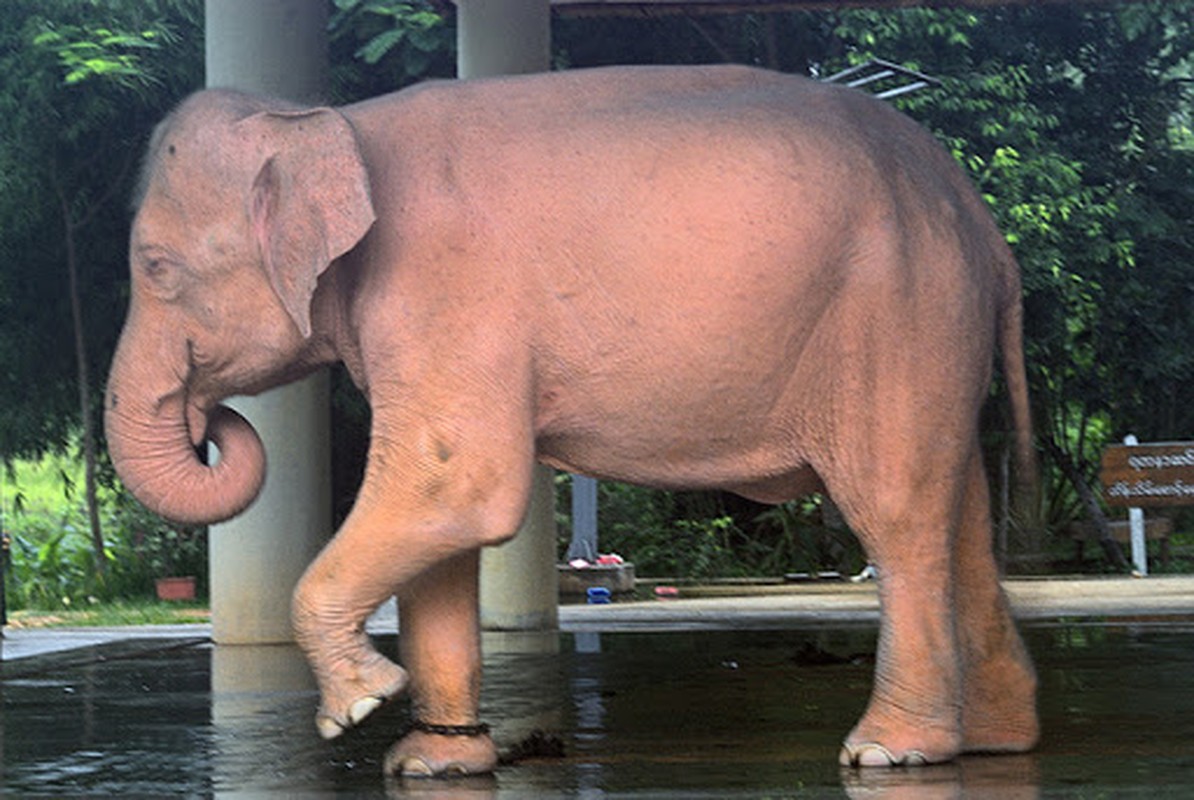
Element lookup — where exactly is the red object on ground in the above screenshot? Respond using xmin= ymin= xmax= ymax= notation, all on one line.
xmin=654 ymin=586 xmax=680 ymax=599
xmin=155 ymin=576 xmax=197 ymax=602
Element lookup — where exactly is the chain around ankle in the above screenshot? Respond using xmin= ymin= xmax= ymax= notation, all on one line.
xmin=409 ymin=719 xmax=492 ymax=737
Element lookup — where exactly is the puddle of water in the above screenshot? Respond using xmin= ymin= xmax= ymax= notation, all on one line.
xmin=3 ymin=624 xmax=1194 ymax=797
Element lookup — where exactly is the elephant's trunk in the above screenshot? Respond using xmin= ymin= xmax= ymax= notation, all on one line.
xmin=105 ymin=372 xmax=266 ymax=526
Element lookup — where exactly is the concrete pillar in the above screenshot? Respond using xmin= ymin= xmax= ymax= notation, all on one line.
xmin=457 ymin=0 xmax=551 ymax=79
xmin=480 ymin=464 xmax=558 ymax=630
xmin=456 ymin=0 xmax=559 ymax=631
xmin=205 ymin=0 xmax=331 ymax=644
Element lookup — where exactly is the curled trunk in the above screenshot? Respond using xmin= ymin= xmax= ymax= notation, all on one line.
xmin=105 ymin=387 xmax=266 ymax=526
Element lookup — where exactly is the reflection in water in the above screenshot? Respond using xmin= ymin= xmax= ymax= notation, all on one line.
xmin=572 ymin=632 xmax=606 ymax=741
xmin=3 ymin=625 xmax=1194 ymax=796
xmin=210 ymin=642 xmax=317 ymax=797
xmin=0 ymin=640 xmax=212 ymax=794
xmin=571 ymin=632 xmax=607 ymax=797
xmin=842 ymin=755 xmax=1041 ymax=800
xmin=385 ymin=773 xmax=498 ymax=799
xmin=481 ymin=630 xmax=563 ymax=753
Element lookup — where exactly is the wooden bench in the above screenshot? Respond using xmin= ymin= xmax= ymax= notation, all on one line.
xmin=1065 ymin=518 xmax=1173 ymax=570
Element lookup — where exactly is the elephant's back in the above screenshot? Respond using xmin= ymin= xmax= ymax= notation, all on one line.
xmin=354 ymin=64 xmax=882 ymax=162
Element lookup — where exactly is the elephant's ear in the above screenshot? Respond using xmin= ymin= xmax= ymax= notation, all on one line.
xmin=241 ymin=108 xmax=376 ymax=338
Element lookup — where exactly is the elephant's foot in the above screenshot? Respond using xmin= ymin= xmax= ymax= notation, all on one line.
xmin=314 ymin=649 xmax=410 ymax=739
xmin=961 ymin=709 xmax=1039 ymax=755
xmin=292 ymin=585 xmax=410 ymax=739
xmin=962 ymin=649 xmax=1039 ymax=754
xmin=841 ymin=716 xmax=962 ymax=768
xmin=839 ymin=742 xmax=932 ymax=768
xmin=383 ymin=724 xmax=499 ymax=778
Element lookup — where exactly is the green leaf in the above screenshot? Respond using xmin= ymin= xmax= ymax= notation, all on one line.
xmin=356 ymin=27 xmax=404 ymax=64
xmin=31 ymin=30 xmax=65 ymax=47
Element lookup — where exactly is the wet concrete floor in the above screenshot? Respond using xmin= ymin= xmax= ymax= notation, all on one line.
xmin=3 ymin=618 xmax=1194 ymax=797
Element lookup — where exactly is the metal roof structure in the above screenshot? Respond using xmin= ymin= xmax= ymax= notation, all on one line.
xmin=548 ymin=0 xmax=1121 ymax=15
xmin=821 ymin=57 xmax=940 ymax=99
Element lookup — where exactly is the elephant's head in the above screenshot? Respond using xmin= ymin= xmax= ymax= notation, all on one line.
xmin=105 ymin=90 xmax=375 ymax=525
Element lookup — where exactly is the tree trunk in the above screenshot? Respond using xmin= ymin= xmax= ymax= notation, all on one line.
xmin=1042 ymin=435 xmax=1129 ymax=572
xmin=52 ymin=149 xmax=138 ymax=578
xmin=57 ymin=185 xmax=105 ymax=577
xmin=998 ymin=443 xmax=1010 ymax=573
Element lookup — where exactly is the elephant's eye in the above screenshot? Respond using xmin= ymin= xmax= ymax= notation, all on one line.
xmin=144 ymin=257 xmax=172 ymax=283
xmin=139 ymin=253 xmax=185 ymax=298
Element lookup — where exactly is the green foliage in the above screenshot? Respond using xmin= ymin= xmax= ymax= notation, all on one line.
xmin=6 ymin=514 xmax=105 ymax=609
xmin=32 ymin=22 xmax=166 ymax=90
xmin=3 ymin=453 xmax=205 ymax=610
xmin=5 ymin=503 xmax=205 ymax=611
xmin=0 ymin=1 xmax=201 ymax=465
xmin=752 ymin=497 xmax=866 ymax=577
xmin=667 ymin=516 xmax=739 ymax=579
xmin=556 ymin=478 xmax=738 ymax=579
xmin=555 ymin=478 xmax=865 ymax=579
xmin=106 ymin=490 xmax=207 ymax=583
xmin=330 ymin=0 xmax=454 ymax=100
xmin=2 ymin=2 xmax=1190 ymax=586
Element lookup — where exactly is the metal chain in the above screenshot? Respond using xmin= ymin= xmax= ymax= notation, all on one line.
xmin=409 ymin=719 xmax=492 ymax=737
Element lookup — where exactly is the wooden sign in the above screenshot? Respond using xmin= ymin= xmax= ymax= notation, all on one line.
xmin=1101 ymin=442 xmax=1194 ymax=507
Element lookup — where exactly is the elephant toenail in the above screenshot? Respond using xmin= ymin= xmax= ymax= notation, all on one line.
xmin=399 ymin=757 xmax=435 ymax=777
xmin=316 ymin=715 xmax=347 ymax=740
xmin=841 ymin=743 xmax=935 ymax=768
xmin=840 ymin=743 xmax=898 ymax=767
xmin=348 ymin=695 xmax=384 ymax=725
xmin=902 ymin=750 xmax=929 ymax=766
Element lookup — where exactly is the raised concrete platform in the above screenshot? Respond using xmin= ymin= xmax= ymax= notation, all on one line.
xmin=561 ymin=575 xmax=1194 ymax=631
xmin=557 ymin=562 xmax=637 ymax=597
xmin=3 ymin=576 xmax=1193 ymax=660
xmin=0 ymin=625 xmax=210 ymax=662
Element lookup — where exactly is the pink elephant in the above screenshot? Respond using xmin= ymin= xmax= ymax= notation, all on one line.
xmin=105 ymin=64 xmax=1038 ymax=777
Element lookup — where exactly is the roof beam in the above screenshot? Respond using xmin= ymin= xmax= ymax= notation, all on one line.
xmin=549 ymin=0 xmax=1134 ymax=16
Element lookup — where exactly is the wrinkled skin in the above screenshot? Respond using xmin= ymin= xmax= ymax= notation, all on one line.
xmin=105 ymin=65 xmax=1038 ymax=778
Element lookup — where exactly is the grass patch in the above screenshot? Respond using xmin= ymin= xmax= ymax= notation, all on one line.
xmin=3 ymin=450 xmax=212 ymax=612
xmin=2 ymin=450 xmax=85 ymax=516
xmin=6 ymin=600 xmax=209 ymax=628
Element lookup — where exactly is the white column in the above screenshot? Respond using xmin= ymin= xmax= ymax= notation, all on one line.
xmin=457 ymin=0 xmax=551 ymax=79
xmin=205 ymin=0 xmax=331 ymax=644
xmin=456 ymin=0 xmax=559 ymax=632
xmin=480 ymin=464 xmax=558 ymax=630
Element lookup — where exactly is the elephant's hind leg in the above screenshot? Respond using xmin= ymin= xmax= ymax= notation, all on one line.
xmin=954 ymin=452 xmax=1039 ymax=754
xmin=837 ymin=553 xmax=965 ymax=765
xmin=827 ymin=446 xmax=971 ymax=766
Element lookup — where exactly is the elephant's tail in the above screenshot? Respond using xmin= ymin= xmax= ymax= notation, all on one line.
xmin=997 ymin=251 xmax=1039 ymax=500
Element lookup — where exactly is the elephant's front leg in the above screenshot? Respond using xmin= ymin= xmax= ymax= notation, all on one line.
xmin=291 ymin=519 xmax=411 ymax=740
xmin=384 ymin=550 xmax=498 ymax=777
xmin=290 ymin=396 xmax=533 ymax=771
